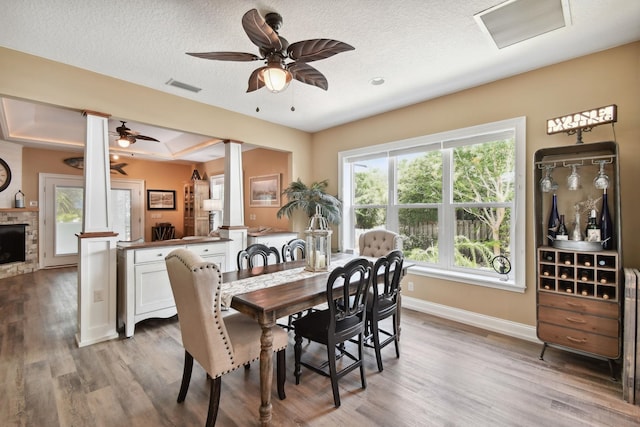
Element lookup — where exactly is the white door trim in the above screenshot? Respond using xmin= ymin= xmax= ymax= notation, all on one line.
xmin=38 ymin=173 xmax=144 ymax=268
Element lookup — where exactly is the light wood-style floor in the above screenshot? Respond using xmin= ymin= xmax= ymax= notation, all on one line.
xmin=1 ymin=267 xmax=639 ymax=427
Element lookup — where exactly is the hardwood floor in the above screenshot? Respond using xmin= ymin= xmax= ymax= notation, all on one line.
xmin=1 ymin=267 xmax=639 ymax=426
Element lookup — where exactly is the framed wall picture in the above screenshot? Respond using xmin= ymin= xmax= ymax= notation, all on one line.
xmin=147 ymin=189 xmax=176 ymax=210
xmin=249 ymin=174 xmax=280 ymax=207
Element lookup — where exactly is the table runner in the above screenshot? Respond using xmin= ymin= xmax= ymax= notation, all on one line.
xmin=221 ymin=258 xmax=351 ymax=308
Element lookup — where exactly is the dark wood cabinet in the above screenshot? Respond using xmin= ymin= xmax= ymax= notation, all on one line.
xmin=537 ymin=247 xmax=620 ymax=360
xmin=183 ymin=180 xmax=210 ymax=237
xmin=534 ymin=141 xmax=622 ymax=375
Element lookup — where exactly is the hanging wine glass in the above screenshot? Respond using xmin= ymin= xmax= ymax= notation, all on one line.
xmin=594 ymin=161 xmax=609 ymax=190
xmin=539 ymin=165 xmax=558 ymax=193
xmin=567 ymin=164 xmax=580 ymax=191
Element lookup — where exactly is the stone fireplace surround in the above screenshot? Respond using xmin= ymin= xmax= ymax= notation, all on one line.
xmin=0 ymin=208 xmax=38 ymax=279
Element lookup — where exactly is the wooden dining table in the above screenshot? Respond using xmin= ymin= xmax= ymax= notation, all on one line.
xmin=221 ymin=253 xmax=410 ymax=426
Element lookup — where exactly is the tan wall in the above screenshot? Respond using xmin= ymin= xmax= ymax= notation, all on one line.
xmin=241 ymin=148 xmax=291 ymax=231
xmin=202 ymin=148 xmax=293 ymax=231
xmin=24 ymin=146 xmax=292 ymax=240
xmin=23 ymin=147 xmax=191 ymax=241
xmin=311 ymin=42 xmax=640 ymax=327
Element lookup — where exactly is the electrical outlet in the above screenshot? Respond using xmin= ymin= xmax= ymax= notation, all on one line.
xmin=29 ymin=201 xmax=38 ymax=207
xmin=93 ymin=289 xmax=104 ymax=302
xmin=407 ymin=281 xmax=414 ymax=291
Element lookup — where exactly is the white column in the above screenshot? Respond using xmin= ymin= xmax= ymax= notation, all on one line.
xmin=218 ymin=140 xmax=247 ymax=268
xmin=76 ymin=111 xmax=119 ymax=347
xmin=222 ymin=140 xmax=245 ymax=227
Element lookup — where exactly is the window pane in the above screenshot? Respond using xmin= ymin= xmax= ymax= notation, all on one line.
xmin=399 ymin=207 xmax=439 ymax=263
xmin=111 ymin=189 xmax=131 ymax=241
xmin=55 ymin=186 xmax=83 ymax=255
xmin=355 ymin=207 xmax=386 ymax=230
xmin=354 ymin=158 xmax=387 ymax=205
xmin=354 ymin=207 xmax=387 ymax=253
xmin=452 ymin=139 xmax=515 ymax=203
xmin=453 ymin=207 xmax=512 ymax=270
xmin=397 ymin=151 xmax=442 ymax=204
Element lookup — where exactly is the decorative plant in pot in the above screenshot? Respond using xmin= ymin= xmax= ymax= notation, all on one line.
xmin=276 ymin=178 xmax=342 ymax=225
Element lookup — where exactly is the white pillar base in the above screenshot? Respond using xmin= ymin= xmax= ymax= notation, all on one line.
xmin=76 ymin=232 xmax=119 ymax=347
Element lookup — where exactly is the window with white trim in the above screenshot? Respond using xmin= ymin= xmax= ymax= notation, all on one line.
xmin=339 ymin=118 xmax=526 ymax=291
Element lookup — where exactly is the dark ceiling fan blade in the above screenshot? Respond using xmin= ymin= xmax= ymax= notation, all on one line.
xmin=133 ymin=134 xmax=160 ymax=142
xmin=247 ymin=67 xmax=267 ymax=92
xmin=242 ymin=9 xmax=282 ymax=51
xmin=186 ymin=51 xmax=260 ymax=62
xmin=287 ymin=39 xmax=355 ymax=62
xmin=287 ymin=62 xmax=328 ymax=90
xmin=114 ymin=121 xmax=159 ymax=143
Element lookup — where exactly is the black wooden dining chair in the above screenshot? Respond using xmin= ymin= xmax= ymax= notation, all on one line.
xmin=293 ymin=257 xmax=372 ymax=407
xmin=280 ymin=238 xmax=309 ymax=328
xmin=366 ymin=249 xmax=404 ymax=372
xmin=236 ymin=243 xmax=281 ymax=270
xmin=281 ymin=238 xmax=306 ymax=262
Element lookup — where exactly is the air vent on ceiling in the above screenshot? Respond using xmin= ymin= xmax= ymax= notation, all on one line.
xmin=475 ymin=0 xmax=571 ymax=49
xmin=165 ymin=78 xmax=202 ymax=93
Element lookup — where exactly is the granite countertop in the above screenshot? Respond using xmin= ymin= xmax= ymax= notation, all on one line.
xmin=117 ymin=236 xmax=231 ymax=250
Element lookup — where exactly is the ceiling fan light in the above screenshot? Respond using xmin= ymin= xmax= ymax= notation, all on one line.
xmin=117 ymin=137 xmax=130 ymax=148
xmin=260 ymin=66 xmax=292 ymax=93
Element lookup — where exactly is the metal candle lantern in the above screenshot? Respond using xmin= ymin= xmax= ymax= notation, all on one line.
xmin=304 ymin=205 xmax=332 ymax=272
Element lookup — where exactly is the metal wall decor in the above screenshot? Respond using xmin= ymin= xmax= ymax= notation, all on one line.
xmin=546 ymin=104 xmax=617 ymax=144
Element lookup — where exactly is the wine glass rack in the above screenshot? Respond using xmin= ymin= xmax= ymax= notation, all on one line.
xmin=533 ymin=141 xmax=622 ymax=378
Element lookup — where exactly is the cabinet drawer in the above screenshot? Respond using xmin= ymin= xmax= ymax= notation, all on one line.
xmin=538 ymin=292 xmax=618 ymax=318
xmin=538 ymin=306 xmax=619 ymax=337
xmin=187 ymin=243 xmax=224 ymax=257
xmin=538 ymin=322 xmax=620 ymax=359
xmin=135 ymin=247 xmax=181 ymax=264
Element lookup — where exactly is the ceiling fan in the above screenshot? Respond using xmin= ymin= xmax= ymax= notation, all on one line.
xmin=112 ymin=121 xmax=159 ymax=148
xmin=186 ymin=8 xmax=355 ymax=93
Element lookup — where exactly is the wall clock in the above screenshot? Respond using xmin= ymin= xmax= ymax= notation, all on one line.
xmin=0 ymin=158 xmax=11 ymax=192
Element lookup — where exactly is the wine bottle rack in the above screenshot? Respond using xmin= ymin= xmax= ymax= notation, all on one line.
xmin=537 ymin=247 xmax=618 ymax=301
xmin=534 ymin=141 xmax=622 ymax=369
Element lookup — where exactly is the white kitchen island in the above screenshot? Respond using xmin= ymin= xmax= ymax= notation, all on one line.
xmin=117 ymin=237 xmax=231 ymax=337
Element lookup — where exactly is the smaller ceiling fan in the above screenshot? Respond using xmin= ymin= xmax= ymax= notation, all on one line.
xmin=186 ymin=8 xmax=354 ymax=93
xmin=112 ymin=121 xmax=159 ymax=148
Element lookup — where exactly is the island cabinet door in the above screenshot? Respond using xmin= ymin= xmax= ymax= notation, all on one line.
xmin=134 ymin=262 xmax=176 ymax=316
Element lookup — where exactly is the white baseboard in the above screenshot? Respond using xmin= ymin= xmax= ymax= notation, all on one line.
xmin=402 ymin=296 xmax=540 ymax=344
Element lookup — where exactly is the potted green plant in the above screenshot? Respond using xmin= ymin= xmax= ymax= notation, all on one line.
xmin=277 ymin=178 xmax=342 ymax=225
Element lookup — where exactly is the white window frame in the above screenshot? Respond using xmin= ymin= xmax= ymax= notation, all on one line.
xmin=338 ymin=117 xmax=526 ymax=292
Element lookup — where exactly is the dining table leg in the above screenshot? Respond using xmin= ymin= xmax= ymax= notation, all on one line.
xmin=258 ymin=312 xmax=276 ymax=426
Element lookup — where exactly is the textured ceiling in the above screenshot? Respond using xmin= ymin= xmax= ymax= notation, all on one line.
xmin=1 ymin=0 xmax=639 ymax=160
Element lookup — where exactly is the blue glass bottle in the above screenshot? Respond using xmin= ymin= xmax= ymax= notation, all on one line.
xmin=547 ymin=193 xmax=560 ymax=246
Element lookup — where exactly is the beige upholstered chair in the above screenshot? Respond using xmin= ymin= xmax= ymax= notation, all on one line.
xmin=165 ymin=249 xmax=288 ymax=427
xmin=358 ymin=230 xmax=403 ymax=257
